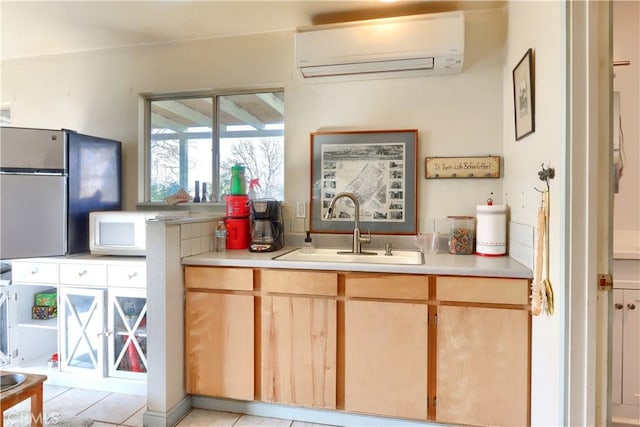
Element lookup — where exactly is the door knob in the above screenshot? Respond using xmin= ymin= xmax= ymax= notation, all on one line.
xmin=615 ymin=303 xmax=624 ymax=310
xmin=628 ymin=303 xmax=636 ymax=310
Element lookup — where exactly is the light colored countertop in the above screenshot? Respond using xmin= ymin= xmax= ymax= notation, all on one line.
xmin=183 ymin=246 xmax=533 ymax=279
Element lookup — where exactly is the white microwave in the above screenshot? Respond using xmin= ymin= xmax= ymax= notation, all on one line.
xmin=89 ymin=211 xmax=187 ymax=256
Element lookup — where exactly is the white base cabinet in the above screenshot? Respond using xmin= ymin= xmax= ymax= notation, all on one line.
xmin=59 ymin=286 xmax=148 ymax=380
xmin=613 ymin=288 xmax=640 ymax=419
xmin=5 ymin=256 xmax=147 ymax=394
xmin=612 ymin=258 xmax=640 ymax=421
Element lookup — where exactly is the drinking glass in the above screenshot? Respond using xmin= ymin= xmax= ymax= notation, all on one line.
xmin=415 ymin=218 xmax=440 ymax=255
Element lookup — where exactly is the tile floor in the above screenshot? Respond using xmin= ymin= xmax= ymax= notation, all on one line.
xmin=5 ymin=385 xmax=637 ymax=427
xmin=3 ymin=385 xmax=335 ymax=427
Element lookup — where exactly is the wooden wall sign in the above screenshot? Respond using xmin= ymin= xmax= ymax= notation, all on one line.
xmin=425 ymin=156 xmax=501 ymax=179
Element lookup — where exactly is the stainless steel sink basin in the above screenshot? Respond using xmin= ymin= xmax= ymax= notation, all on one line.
xmin=1 ymin=372 xmax=26 ymax=392
xmin=274 ymin=248 xmax=423 ymax=265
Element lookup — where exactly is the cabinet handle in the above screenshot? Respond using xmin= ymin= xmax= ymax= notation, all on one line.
xmin=128 ymin=272 xmax=138 ymax=280
xmin=31 ymin=268 xmax=39 ymax=275
xmin=78 ymin=270 xmax=87 ymax=277
xmin=615 ymin=303 xmax=624 ymax=310
xmin=628 ymin=303 xmax=636 ymax=310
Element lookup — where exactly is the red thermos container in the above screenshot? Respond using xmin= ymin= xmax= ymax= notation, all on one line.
xmin=225 ymin=217 xmax=251 ymax=249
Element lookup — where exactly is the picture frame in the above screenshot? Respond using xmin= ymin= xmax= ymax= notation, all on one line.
xmin=513 ymin=48 xmax=535 ymax=140
xmin=310 ymin=129 xmax=418 ymax=235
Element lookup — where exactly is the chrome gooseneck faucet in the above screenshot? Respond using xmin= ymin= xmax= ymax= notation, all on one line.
xmin=325 ymin=192 xmax=373 ymax=255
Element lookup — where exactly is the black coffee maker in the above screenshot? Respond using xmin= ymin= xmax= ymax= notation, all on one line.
xmin=249 ymin=199 xmax=284 ymax=252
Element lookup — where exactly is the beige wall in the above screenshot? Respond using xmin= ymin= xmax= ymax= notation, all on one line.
xmin=613 ymin=1 xmax=640 ymax=240
xmin=502 ymin=2 xmax=565 ymax=426
xmin=1 ymin=8 xmax=506 ymax=234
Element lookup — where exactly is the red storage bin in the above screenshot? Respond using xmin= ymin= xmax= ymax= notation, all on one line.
xmin=225 ymin=218 xmax=251 ymax=249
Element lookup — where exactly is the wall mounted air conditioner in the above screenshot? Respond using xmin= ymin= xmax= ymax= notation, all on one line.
xmin=295 ymin=11 xmax=464 ymax=79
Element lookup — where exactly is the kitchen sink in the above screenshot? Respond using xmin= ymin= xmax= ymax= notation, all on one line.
xmin=274 ymin=248 xmax=423 ymax=265
xmin=0 ymin=372 xmax=26 ymax=392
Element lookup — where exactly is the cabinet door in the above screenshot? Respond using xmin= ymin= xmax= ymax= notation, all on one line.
xmin=107 ymin=287 xmax=147 ymax=379
xmin=612 ymin=289 xmax=624 ymax=405
xmin=59 ymin=287 xmax=106 ymax=376
xmin=436 ymin=305 xmax=529 ymax=427
xmin=621 ymin=290 xmax=640 ymax=408
xmin=261 ymin=294 xmax=337 ymax=409
xmin=185 ymin=291 xmax=254 ymax=400
xmin=0 ymin=287 xmax=12 ymax=366
xmin=344 ymin=299 xmax=428 ymax=419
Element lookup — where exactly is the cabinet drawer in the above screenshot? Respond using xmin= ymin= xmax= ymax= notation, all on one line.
xmin=344 ymin=273 xmax=429 ymax=300
xmin=11 ymin=260 xmax=58 ymax=284
xmin=59 ymin=263 xmax=107 ymax=286
xmin=436 ymin=276 xmax=529 ymax=305
xmin=108 ymin=265 xmax=147 ymax=288
xmin=185 ymin=266 xmax=253 ymax=291
xmin=260 ymin=269 xmax=337 ymax=296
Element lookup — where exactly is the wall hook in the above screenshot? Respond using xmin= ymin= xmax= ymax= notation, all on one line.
xmin=536 ymin=163 xmax=555 ymax=192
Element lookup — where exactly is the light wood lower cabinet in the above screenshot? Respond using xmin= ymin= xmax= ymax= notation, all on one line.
xmin=343 ymin=274 xmax=429 ymax=419
xmin=344 ymin=299 xmax=429 ymax=418
xmin=259 ymin=269 xmax=337 ymax=409
xmin=184 ymin=267 xmax=254 ymax=400
xmin=435 ymin=276 xmax=531 ymax=427
xmin=183 ymin=267 xmax=531 ymax=426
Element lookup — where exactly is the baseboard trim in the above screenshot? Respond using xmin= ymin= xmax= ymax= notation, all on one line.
xmin=143 ymin=395 xmax=192 ymax=427
xmin=191 ymin=396 xmax=444 ymax=427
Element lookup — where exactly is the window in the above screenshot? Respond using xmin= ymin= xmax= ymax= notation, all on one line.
xmin=144 ymin=90 xmax=284 ymax=203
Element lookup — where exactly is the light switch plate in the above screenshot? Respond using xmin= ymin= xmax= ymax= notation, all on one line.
xmin=295 ymin=201 xmax=306 ymax=218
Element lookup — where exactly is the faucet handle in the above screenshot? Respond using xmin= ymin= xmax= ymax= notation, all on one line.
xmin=360 ymin=228 xmax=372 ymax=244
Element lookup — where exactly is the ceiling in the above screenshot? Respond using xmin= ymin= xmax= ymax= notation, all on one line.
xmin=0 ymin=1 xmax=503 ymax=60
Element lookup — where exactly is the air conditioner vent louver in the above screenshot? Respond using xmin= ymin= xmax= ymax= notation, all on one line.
xmin=295 ymin=11 xmax=464 ymax=79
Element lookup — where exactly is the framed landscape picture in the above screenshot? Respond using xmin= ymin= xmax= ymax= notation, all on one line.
xmin=309 ymin=129 xmax=417 ymax=234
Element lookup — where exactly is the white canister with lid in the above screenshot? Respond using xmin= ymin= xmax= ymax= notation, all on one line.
xmin=475 ymin=204 xmax=507 ymax=256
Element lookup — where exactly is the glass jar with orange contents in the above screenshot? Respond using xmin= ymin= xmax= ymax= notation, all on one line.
xmin=447 ymin=216 xmax=475 ymax=254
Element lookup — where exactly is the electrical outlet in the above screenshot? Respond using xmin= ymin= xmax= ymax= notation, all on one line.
xmin=295 ymin=201 xmax=306 ymax=218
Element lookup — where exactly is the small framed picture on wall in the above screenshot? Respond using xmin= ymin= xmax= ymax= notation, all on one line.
xmin=513 ymin=48 xmax=535 ymax=140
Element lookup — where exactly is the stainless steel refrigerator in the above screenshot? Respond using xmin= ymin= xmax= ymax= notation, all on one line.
xmin=0 ymin=127 xmax=122 ymax=259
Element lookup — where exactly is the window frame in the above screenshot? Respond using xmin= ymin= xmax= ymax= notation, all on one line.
xmin=139 ymin=87 xmax=284 ymax=205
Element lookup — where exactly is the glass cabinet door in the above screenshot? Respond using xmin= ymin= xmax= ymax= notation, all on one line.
xmin=107 ymin=287 xmax=147 ymax=379
xmin=0 ymin=287 xmax=11 ymax=366
xmin=59 ymin=287 xmax=105 ymax=375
